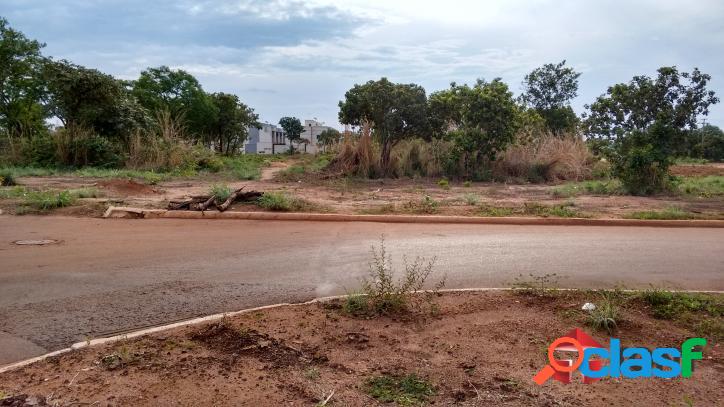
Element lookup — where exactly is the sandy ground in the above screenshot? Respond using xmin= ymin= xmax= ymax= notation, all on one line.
xmin=0 ymin=291 xmax=721 ymax=406
xmin=4 ymin=163 xmax=723 ymax=219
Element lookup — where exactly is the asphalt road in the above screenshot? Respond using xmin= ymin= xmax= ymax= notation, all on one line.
xmin=1 ymin=216 xmax=723 ymax=365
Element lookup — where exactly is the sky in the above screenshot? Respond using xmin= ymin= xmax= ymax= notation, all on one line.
xmin=3 ymin=0 xmax=724 ymax=128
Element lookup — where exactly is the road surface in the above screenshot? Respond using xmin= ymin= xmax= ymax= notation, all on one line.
xmin=1 ymin=215 xmax=723 ymax=365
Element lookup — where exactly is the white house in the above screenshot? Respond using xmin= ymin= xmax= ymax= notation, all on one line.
xmin=244 ymin=123 xmax=287 ymax=154
xmin=244 ymin=119 xmax=337 ymax=154
xmin=300 ymin=119 xmax=336 ymax=154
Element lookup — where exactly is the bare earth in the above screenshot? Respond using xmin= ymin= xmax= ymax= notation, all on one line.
xmin=3 ymin=163 xmax=723 ymax=219
xmin=0 ymin=291 xmax=721 ymax=406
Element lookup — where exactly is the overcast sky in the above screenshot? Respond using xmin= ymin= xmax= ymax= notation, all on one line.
xmin=3 ymin=0 xmax=723 ymax=128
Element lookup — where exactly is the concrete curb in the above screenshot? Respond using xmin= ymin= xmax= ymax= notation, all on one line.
xmin=2 ymin=287 xmax=723 ymax=374
xmin=103 ymin=206 xmax=724 ymax=228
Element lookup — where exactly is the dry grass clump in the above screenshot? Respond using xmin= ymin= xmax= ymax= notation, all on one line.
xmin=390 ymin=139 xmax=451 ymax=178
xmin=326 ymin=122 xmax=380 ymax=178
xmin=126 ymin=110 xmax=210 ymax=172
xmin=493 ymin=133 xmax=595 ymax=182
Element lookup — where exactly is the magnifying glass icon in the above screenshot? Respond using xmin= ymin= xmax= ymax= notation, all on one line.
xmin=533 ymin=336 xmax=584 ymax=385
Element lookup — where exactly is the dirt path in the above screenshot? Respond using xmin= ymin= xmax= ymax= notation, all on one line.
xmin=259 ymin=161 xmax=290 ymax=181
xmin=0 ymin=215 xmax=722 ymax=365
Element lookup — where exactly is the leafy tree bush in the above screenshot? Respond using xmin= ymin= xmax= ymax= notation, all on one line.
xmin=584 ymin=67 xmax=719 ymax=194
xmin=520 ymin=60 xmax=581 ymax=135
xmin=0 ymin=17 xmax=47 ymax=140
xmin=278 ymin=116 xmax=304 ymax=153
xmin=338 ymin=78 xmax=430 ymax=174
xmin=132 ymin=66 xmax=214 ymax=140
xmin=430 ymin=79 xmax=520 ymax=178
xmin=316 ymin=128 xmax=341 ymax=150
xmin=207 ymin=92 xmax=259 ymax=155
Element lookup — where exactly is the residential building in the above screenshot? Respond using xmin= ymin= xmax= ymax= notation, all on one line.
xmin=244 ymin=123 xmax=287 ymax=154
xmin=300 ymin=119 xmax=336 ymax=154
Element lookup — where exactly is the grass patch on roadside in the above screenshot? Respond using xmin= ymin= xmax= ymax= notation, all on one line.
xmin=364 ymin=374 xmax=435 ymax=405
xmin=1 ymin=186 xmax=104 ymax=213
xmin=256 ymin=192 xmax=318 ymax=212
xmin=218 ymin=155 xmax=275 ymax=180
xmin=551 ymin=180 xmax=623 ymax=198
xmin=274 ymin=154 xmax=332 ymax=182
xmin=402 ymin=195 xmax=440 ymax=214
xmin=478 ymin=202 xmax=585 ymax=218
xmin=675 ymin=176 xmax=724 ymax=198
xmin=0 ymin=166 xmax=170 ymax=184
xmin=624 ymin=207 xmax=695 ymax=220
xmin=640 ymin=288 xmax=723 ymax=341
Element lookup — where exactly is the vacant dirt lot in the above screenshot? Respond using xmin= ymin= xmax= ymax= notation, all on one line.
xmin=1 ymin=163 xmax=723 ymax=219
xmin=1 ymin=291 xmax=721 ymax=406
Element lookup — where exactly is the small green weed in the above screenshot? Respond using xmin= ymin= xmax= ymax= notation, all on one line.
xmin=586 ymin=291 xmax=621 ymax=335
xmin=403 ymin=195 xmax=440 ymax=214
xmin=344 ymin=238 xmax=445 ymax=317
xmin=478 ymin=205 xmax=514 ymax=217
xmin=209 ymin=184 xmax=233 ymax=202
xmin=364 ymin=374 xmax=435 ymax=405
xmin=511 ymin=273 xmax=561 ymax=296
xmin=463 ymin=193 xmax=479 ymax=206
xmin=437 ymin=178 xmax=449 ymax=189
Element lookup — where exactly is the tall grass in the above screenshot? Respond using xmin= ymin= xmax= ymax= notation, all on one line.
xmin=326 ymin=123 xmax=380 ymax=178
xmin=492 ymin=134 xmax=596 ymax=182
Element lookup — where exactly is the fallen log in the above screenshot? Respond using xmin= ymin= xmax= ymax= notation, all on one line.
xmin=168 ymin=187 xmax=263 ymax=211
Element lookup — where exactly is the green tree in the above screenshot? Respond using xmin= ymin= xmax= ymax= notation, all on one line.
xmin=43 ymin=60 xmax=147 ymax=139
xmin=208 ymin=92 xmax=259 ymax=155
xmin=338 ymin=78 xmax=429 ymax=173
xmin=131 ymin=66 xmax=216 ymax=140
xmin=429 ymin=79 xmax=520 ymax=177
xmin=520 ymin=60 xmax=581 ymax=135
xmin=0 ymin=18 xmax=47 ymax=140
xmin=678 ymin=124 xmax=724 ymax=161
xmin=317 ymin=128 xmax=341 ymax=150
xmin=278 ymin=116 xmax=304 ymax=153
xmin=583 ymin=67 xmax=719 ymax=194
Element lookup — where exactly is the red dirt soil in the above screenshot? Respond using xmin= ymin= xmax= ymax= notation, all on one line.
xmin=97 ymin=179 xmax=158 ymax=196
xmin=0 ymin=291 xmax=720 ymax=406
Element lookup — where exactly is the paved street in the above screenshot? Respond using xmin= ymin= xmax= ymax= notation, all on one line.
xmin=1 ymin=216 xmax=723 ymax=364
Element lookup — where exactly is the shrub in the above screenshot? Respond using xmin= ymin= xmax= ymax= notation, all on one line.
xmin=463 ymin=180 xmax=472 ymax=187
xmin=344 ymin=238 xmax=445 ymax=316
xmin=0 ymin=170 xmax=16 ymax=186
xmin=437 ymin=178 xmax=449 ymax=189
